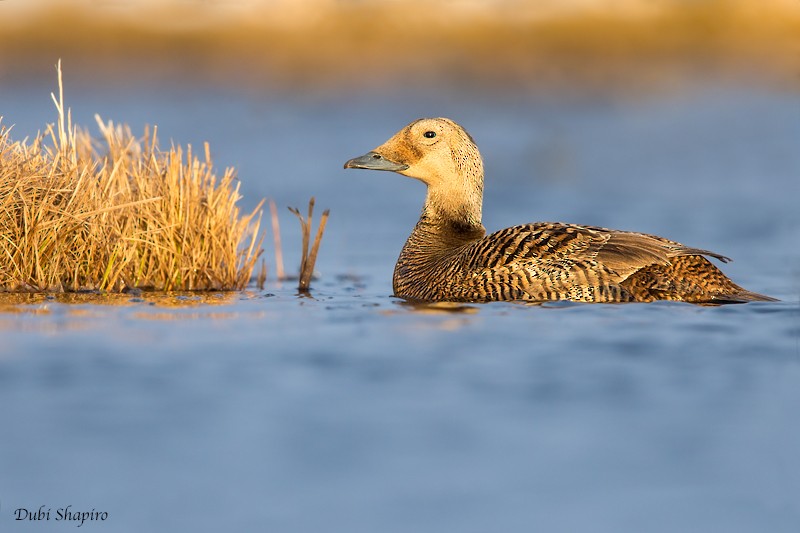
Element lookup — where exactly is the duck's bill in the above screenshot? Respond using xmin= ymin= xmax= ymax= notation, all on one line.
xmin=343 ymin=152 xmax=409 ymax=172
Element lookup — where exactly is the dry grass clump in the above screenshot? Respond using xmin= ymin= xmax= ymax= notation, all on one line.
xmin=0 ymin=67 xmax=264 ymax=293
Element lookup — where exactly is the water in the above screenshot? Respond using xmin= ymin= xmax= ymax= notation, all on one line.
xmin=1 ymin=84 xmax=799 ymax=532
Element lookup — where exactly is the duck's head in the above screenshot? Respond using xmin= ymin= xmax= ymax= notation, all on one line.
xmin=344 ymin=117 xmax=484 ymax=226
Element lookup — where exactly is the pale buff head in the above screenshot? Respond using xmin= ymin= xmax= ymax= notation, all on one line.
xmin=344 ymin=118 xmax=484 ymax=227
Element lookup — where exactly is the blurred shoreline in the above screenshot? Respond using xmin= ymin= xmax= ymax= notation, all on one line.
xmin=1 ymin=0 xmax=799 ymax=96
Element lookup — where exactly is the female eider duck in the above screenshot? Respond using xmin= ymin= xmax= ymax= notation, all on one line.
xmin=344 ymin=118 xmax=776 ymax=304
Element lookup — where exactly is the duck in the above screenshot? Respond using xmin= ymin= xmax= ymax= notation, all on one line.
xmin=344 ymin=117 xmax=776 ymax=304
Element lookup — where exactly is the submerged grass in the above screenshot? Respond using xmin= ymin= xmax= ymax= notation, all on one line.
xmin=0 ymin=65 xmax=264 ymax=293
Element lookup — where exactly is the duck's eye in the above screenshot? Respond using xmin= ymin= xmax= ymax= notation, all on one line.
xmin=423 ymin=131 xmax=436 ymax=139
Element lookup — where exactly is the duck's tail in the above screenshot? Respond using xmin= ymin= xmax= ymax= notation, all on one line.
xmin=622 ymin=255 xmax=778 ymax=304
xmin=704 ymin=289 xmax=779 ymax=304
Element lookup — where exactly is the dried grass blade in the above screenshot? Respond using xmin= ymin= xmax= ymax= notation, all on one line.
xmin=269 ymin=199 xmax=285 ymax=280
xmin=300 ymin=208 xmax=329 ymax=292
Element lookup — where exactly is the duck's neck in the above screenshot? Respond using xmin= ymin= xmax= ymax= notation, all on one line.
xmin=420 ymin=157 xmax=485 ymax=229
xmin=422 ymin=186 xmax=482 ymax=230
xmin=403 ymin=140 xmax=486 ymax=256
xmin=405 ymin=182 xmax=487 ymax=255
xmin=394 ymin=206 xmax=485 ymax=299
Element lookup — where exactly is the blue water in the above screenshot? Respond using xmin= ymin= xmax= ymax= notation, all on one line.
xmin=1 ymin=84 xmax=799 ymax=532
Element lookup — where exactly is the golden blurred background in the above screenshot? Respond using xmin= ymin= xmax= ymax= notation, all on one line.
xmin=2 ymin=0 xmax=799 ymax=95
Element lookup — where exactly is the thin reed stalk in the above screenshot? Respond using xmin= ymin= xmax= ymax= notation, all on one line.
xmin=268 ymin=198 xmax=285 ymax=280
xmin=288 ymin=197 xmax=329 ymax=292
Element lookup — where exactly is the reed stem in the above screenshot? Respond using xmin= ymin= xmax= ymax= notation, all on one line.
xmin=289 ymin=197 xmax=329 ymax=293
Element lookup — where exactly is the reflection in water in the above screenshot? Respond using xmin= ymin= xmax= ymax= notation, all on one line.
xmin=132 ymin=310 xmax=267 ymax=321
xmin=386 ymin=299 xmax=481 ymax=331
xmin=0 ymin=291 xmax=280 ymax=334
xmin=0 ymin=302 xmax=52 ymax=315
xmin=0 ymin=290 xmax=262 ymax=332
xmin=0 ymin=290 xmax=241 ymax=309
xmin=395 ymin=300 xmax=480 ymax=315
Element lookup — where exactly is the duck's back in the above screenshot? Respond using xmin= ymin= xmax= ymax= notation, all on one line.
xmin=393 ymin=222 xmax=774 ymax=304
